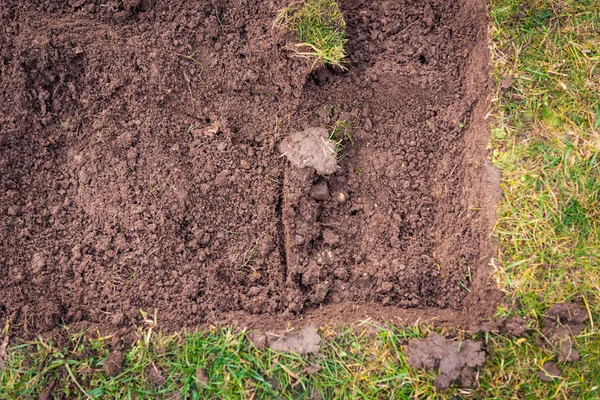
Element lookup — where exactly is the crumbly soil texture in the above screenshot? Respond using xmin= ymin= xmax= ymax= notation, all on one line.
xmin=0 ymin=0 xmax=499 ymax=335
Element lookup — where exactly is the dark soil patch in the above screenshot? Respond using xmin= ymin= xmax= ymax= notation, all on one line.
xmin=0 ymin=0 xmax=499 ymax=336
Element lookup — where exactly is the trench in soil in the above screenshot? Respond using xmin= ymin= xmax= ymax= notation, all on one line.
xmin=0 ymin=0 xmax=500 ymax=335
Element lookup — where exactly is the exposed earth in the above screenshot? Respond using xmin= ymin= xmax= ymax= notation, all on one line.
xmin=0 ymin=0 xmax=500 ymax=336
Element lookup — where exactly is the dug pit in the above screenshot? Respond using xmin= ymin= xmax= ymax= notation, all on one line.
xmin=0 ymin=0 xmax=500 ymax=336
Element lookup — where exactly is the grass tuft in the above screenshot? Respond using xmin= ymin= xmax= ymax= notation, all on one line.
xmin=275 ymin=0 xmax=347 ymax=68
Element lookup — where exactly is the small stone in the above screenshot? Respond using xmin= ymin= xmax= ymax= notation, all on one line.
xmin=240 ymin=160 xmax=251 ymax=169
xmin=335 ymin=192 xmax=347 ymax=203
xmin=363 ymin=117 xmax=372 ymax=131
xmin=310 ymin=181 xmax=330 ymax=201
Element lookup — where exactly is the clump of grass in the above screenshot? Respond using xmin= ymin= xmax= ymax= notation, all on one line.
xmin=329 ymin=118 xmax=357 ymax=162
xmin=324 ymin=106 xmax=359 ymax=161
xmin=275 ymin=0 xmax=347 ymax=68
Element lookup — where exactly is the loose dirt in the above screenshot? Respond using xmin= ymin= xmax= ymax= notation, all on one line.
xmin=1 ymin=0 xmax=499 ymax=336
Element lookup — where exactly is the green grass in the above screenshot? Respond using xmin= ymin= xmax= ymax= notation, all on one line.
xmin=485 ymin=0 xmax=600 ymax=397
xmin=2 ymin=0 xmax=600 ymax=398
xmin=328 ymin=110 xmax=358 ymax=161
xmin=0 ymin=323 xmax=451 ymax=399
xmin=275 ymin=0 xmax=347 ymax=68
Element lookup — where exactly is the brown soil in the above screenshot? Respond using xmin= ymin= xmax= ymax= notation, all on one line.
xmin=0 ymin=0 xmax=500 ymax=336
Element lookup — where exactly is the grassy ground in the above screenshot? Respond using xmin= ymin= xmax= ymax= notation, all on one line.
xmin=1 ymin=0 xmax=599 ymax=398
xmin=486 ymin=0 xmax=600 ymax=397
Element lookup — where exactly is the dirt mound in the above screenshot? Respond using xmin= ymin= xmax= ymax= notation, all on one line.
xmin=407 ymin=333 xmax=485 ymax=390
xmin=0 ymin=0 xmax=498 ymax=336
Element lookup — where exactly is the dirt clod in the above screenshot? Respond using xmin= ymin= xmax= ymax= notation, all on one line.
xmin=310 ymin=282 xmax=330 ymax=305
xmin=280 ymin=128 xmax=338 ymax=175
xmin=146 ymin=362 xmax=166 ymax=388
xmin=542 ymin=303 xmax=589 ymax=362
xmin=39 ymin=380 xmax=56 ymax=400
xmin=246 ymin=331 xmax=268 ymax=350
xmin=104 ymin=349 xmax=124 ymax=377
xmin=195 ymin=368 xmax=209 ymax=386
xmin=503 ymin=315 xmax=528 ymax=336
xmin=7 ymin=205 xmax=20 ymax=216
xmin=406 ymin=333 xmax=486 ymax=390
xmin=539 ymin=361 xmax=561 ymax=382
xmin=269 ymin=323 xmax=321 ymax=355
